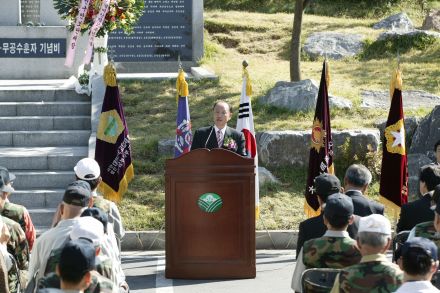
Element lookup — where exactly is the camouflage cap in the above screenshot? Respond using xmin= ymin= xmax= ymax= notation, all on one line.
xmin=324 ymin=193 xmax=354 ymax=221
xmin=314 ymin=173 xmax=341 ymax=198
xmin=402 ymin=237 xmax=438 ymax=261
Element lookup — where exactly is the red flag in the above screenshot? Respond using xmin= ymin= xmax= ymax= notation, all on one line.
xmin=379 ymin=69 xmax=408 ymax=215
xmin=305 ymin=61 xmax=334 ymax=217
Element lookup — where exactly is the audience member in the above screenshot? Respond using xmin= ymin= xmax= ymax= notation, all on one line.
xmin=291 ymin=193 xmax=361 ymax=292
xmin=0 ymin=167 xmax=35 ymax=251
xmin=330 ymin=214 xmax=403 ymax=293
xmin=394 ymin=237 xmax=440 ymax=293
xmin=397 ymin=164 xmax=440 ymax=232
xmin=52 ymin=158 xmax=125 ymax=252
xmin=296 ymin=173 xmax=358 ymax=256
xmin=28 ymin=181 xmax=93 ymax=283
xmin=433 ymin=139 xmax=440 ymax=165
xmin=344 ymin=164 xmax=384 ymax=216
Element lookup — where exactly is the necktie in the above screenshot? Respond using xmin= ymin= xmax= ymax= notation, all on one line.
xmin=216 ymin=130 xmax=223 ymax=147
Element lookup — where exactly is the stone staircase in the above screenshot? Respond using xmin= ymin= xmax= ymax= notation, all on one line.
xmin=0 ymin=87 xmax=91 ymax=232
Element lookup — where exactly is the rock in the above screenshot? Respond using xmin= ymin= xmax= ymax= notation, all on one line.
xmin=407 ymin=154 xmax=432 ymax=200
xmin=361 ymin=90 xmax=440 ymax=109
xmin=378 ymin=28 xmax=440 ymax=41
xmin=374 ymin=116 xmax=420 ymax=147
xmin=422 ymin=9 xmax=440 ymax=31
xmin=257 ymin=129 xmax=380 ymax=168
xmin=373 ymin=12 xmax=414 ymax=30
xmin=261 ymin=79 xmax=352 ymax=112
xmin=410 ymin=105 xmax=440 ymax=157
xmin=258 ymin=167 xmax=280 ymax=186
xmin=304 ymin=32 xmax=364 ymax=60
xmin=158 ymin=138 xmax=175 ymax=157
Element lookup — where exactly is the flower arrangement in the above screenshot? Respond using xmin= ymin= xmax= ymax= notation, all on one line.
xmin=54 ymin=0 xmax=144 ymax=37
xmin=223 ymin=137 xmax=237 ymax=151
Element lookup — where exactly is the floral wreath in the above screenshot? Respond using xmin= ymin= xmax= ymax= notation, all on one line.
xmin=54 ymin=0 xmax=144 ymax=37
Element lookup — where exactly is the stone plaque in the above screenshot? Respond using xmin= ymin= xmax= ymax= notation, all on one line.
xmin=21 ymin=0 xmax=40 ymax=24
xmin=0 ymin=38 xmax=66 ymax=58
xmin=108 ymin=0 xmax=193 ymax=62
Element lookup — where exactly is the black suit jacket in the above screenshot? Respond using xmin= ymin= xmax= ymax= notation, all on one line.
xmin=296 ymin=213 xmax=359 ymax=258
xmin=396 ymin=193 xmax=434 ymax=232
xmin=190 ymin=125 xmax=246 ymax=155
xmin=345 ymin=190 xmax=384 ymax=216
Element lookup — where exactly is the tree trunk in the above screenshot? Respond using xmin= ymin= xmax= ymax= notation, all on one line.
xmin=290 ymin=0 xmax=310 ymax=82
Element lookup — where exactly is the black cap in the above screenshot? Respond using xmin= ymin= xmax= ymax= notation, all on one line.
xmin=324 ymin=193 xmax=354 ymax=220
xmin=63 ymin=180 xmax=91 ymax=207
xmin=401 ymin=237 xmax=438 ymax=261
xmin=81 ymin=207 xmax=108 ymax=234
xmin=0 ymin=167 xmax=15 ymax=184
xmin=314 ymin=173 xmax=341 ymax=198
xmin=59 ymin=239 xmax=96 ymax=277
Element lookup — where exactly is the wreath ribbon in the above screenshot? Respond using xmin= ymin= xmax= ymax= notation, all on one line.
xmin=65 ymin=0 xmax=92 ymax=67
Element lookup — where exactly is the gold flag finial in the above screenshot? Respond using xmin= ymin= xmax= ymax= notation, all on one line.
xmin=176 ymin=68 xmax=189 ymax=103
xmin=389 ymin=69 xmax=403 ymax=100
xmin=242 ymin=60 xmax=252 ymax=97
xmin=103 ymin=62 xmax=117 ymax=87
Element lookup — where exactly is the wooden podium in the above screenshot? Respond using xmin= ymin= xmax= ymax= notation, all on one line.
xmin=165 ymin=148 xmax=256 ymax=279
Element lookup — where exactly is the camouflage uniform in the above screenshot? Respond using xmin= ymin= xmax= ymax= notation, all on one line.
xmin=2 ymin=216 xmax=29 ymax=293
xmin=303 ymin=236 xmax=361 ymax=268
xmin=1 ymin=201 xmax=36 ymax=251
xmin=44 ymin=245 xmax=116 ymax=284
xmin=331 ymin=254 xmax=403 ymax=293
xmin=38 ymin=271 xmax=117 ymax=293
xmin=413 ymin=221 xmax=440 ymax=247
xmin=93 ymin=193 xmax=124 ymax=246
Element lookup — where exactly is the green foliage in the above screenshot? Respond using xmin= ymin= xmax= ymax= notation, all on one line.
xmin=78 ymin=72 xmax=89 ymax=86
xmin=360 ymin=34 xmax=438 ymax=60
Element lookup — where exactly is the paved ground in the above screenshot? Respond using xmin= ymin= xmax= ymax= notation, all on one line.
xmin=122 ymin=250 xmax=297 ymax=293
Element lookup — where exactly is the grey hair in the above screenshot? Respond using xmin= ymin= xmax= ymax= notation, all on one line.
xmin=345 ymin=164 xmax=372 ymax=187
xmin=357 ymin=232 xmax=390 ymax=248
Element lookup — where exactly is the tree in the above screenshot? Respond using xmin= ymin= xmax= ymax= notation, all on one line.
xmin=290 ymin=0 xmax=311 ymax=81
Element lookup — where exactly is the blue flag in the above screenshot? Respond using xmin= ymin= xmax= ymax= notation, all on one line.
xmin=174 ymin=70 xmax=192 ymax=157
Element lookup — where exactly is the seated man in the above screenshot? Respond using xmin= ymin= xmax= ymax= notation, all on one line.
xmin=190 ymin=100 xmax=246 ymax=155
xmin=297 ymin=173 xmax=359 ymax=256
xmin=0 ymin=167 xmax=36 ymax=251
xmin=344 ymin=164 xmax=384 ymax=216
xmin=291 ymin=193 xmax=361 ymax=292
xmin=38 ymin=239 xmax=95 ymax=293
xmin=395 ymin=237 xmax=440 ymax=293
xmin=330 ymin=214 xmax=403 ymax=293
xmin=397 ymin=164 xmax=440 ymax=232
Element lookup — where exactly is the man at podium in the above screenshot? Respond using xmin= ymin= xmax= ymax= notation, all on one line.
xmin=191 ymin=100 xmax=246 ymax=156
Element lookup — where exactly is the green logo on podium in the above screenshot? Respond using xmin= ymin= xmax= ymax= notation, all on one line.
xmin=198 ymin=193 xmax=223 ymax=213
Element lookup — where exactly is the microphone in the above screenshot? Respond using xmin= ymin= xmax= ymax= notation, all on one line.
xmin=204 ymin=126 xmax=214 ymax=148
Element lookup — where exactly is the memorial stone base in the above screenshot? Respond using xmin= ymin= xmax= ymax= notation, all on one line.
xmin=0 ymin=26 xmax=87 ymax=79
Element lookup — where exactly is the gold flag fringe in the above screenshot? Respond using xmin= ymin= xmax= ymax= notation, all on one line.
xmin=97 ymin=163 xmax=134 ymax=203
xmin=389 ymin=69 xmax=402 ymax=100
xmin=104 ymin=63 xmax=117 ymax=87
xmin=304 ymin=201 xmax=321 ymax=218
xmin=176 ymin=69 xmax=189 ymax=103
xmin=243 ymin=67 xmax=253 ymax=97
xmin=325 ymin=61 xmax=330 ymax=89
xmin=379 ymin=195 xmax=401 ymax=221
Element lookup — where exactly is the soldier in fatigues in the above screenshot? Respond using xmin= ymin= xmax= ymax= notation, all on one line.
xmin=291 ymin=193 xmax=361 ymax=292
xmin=330 ymin=214 xmax=403 ymax=293
xmin=0 ymin=167 xmax=36 ymax=251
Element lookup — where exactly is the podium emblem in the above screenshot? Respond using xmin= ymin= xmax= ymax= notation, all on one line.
xmin=197 ymin=193 xmax=223 ymax=213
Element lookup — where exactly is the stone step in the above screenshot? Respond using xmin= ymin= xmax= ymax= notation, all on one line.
xmin=11 ymin=170 xmax=75 ymax=190
xmin=0 ymin=130 xmax=90 ymax=147
xmin=0 ymin=89 xmax=89 ymax=102
xmin=0 ymin=116 xmax=91 ymax=131
xmin=0 ymin=102 xmax=90 ymax=117
xmin=28 ymin=208 xmax=57 ymax=228
xmin=0 ymin=147 xmax=88 ymax=170
xmin=11 ymin=189 xmax=64 ymax=209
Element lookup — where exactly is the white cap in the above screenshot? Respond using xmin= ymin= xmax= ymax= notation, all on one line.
xmin=358 ymin=214 xmax=391 ymax=235
xmin=70 ymin=216 xmax=104 ymax=247
xmin=74 ymin=158 xmax=100 ymax=180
